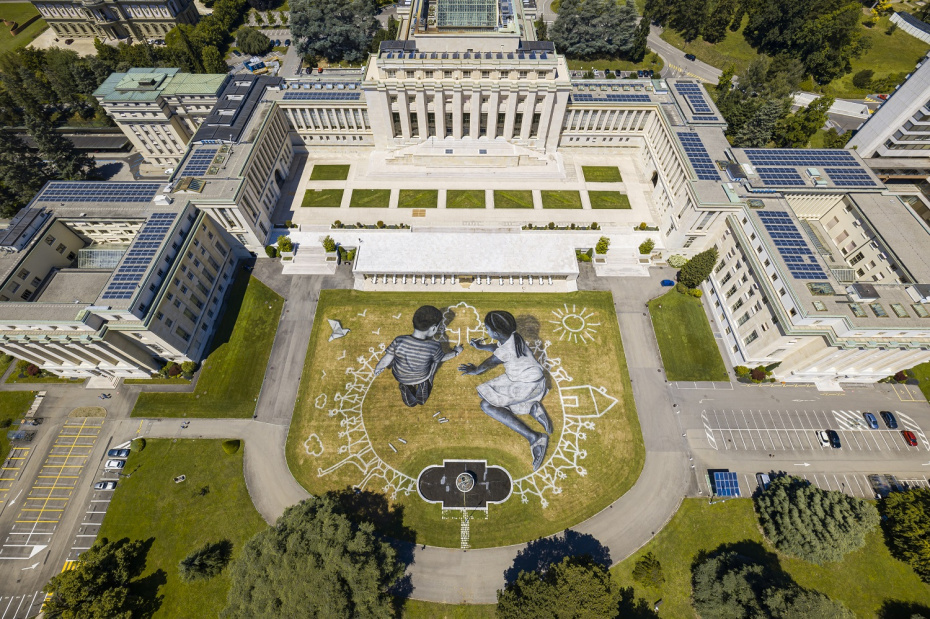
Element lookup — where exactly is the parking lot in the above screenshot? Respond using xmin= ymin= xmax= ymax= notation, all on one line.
xmin=0 ymin=447 xmax=31 ymax=507
xmin=63 ymin=443 xmax=127 ymax=562
xmin=701 ymin=467 xmax=930 ymax=499
xmin=701 ymin=409 xmax=928 ymax=452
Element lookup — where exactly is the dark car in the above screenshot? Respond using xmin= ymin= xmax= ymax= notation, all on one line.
xmin=284 ymin=39 xmax=291 ymax=46
xmin=880 ymin=410 xmax=898 ymax=429
xmin=636 ymin=70 xmax=643 ymax=78
xmin=902 ymin=430 xmax=918 ymax=447
xmin=232 ymin=49 xmax=241 ymax=56
xmin=107 ymin=448 xmax=130 ymax=458
xmin=826 ymin=430 xmax=841 ymax=449
xmin=685 ymin=53 xmax=696 ymax=61
xmin=661 ymin=279 xmax=675 ymax=287
xmin=863 ymin=412 xmax=878 ymax=429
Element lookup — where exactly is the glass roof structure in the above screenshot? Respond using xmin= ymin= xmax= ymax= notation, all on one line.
xmin=436 ymin=0 xmax=498 ymax=28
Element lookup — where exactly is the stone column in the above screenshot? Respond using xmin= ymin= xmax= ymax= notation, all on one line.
xmin=487 ymin=90 xmax=500 ymax=140
xmin=398 ymin=90 xmax=412 ymax=140
xmin=520 ymin=91 xmax=537 ymax=141
xmin=415 ymin=90 xmax=427 ymax=139
xmin=435 ymin=88 xmax=446 ymax=139
xmin=469 ymin=90 xmax=480 ymax=140
xmin=503 ymin=90 xmax=518 ymax=140
xmin=452 ymin=88 xmax=463 ymax=139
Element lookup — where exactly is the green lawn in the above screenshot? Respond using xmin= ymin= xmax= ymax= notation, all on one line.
xmin=96 ymin=439 xmax=267 ymax=619
xmin=908 ymin=361 xmax=930 ymax=402
xmin=0 ymin=4 xmax=47 ymax=55
xmin=588 ymin=192 xmax=631 ymax=209
xmin=445 ymin=190 xmax=486 ymax=209
xmin=349 ymin=189 xmax=391 ymax=208
xmin=0 ymin=391 xmax=35 ymax=463
xmin=612 ymin=499 xmax=930 ymax=618
xmin=540 ymin=190 xmax=583 ymax=209
xmin=582 ymin=166 xmax=623 ymax=183
xmin=649 ymin=290 xmax=728 ymax=382
xmin=402 ymin=600 xmax=496 ymax=618
xmin=123 ymin=377 xmax=192 ymax=385
xmin=493 ymin=190 xmax=534 ymax=209
xmin=660 ymin=17 xmax=760 ymax=75
xmin=132 ymin=272 xmax=283 ymax=418
xmin=301 ymin=189 xmax=344 ymax=208
xmin=308 ymin=164 xmax=350 ymax=181
xmin=398 ymin=190 xmax=438 ymax=208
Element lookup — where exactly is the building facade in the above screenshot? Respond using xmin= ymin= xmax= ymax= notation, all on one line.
xmin=32 ymin=0 xmax=199 ymax=41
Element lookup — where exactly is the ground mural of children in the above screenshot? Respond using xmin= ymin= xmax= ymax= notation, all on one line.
xmin=374 ymin=305 xmax=463 ymax=407
xmin=458 ymin=310 xmax=552 ymax=471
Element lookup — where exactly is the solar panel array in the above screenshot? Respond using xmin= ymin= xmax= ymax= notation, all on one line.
xmin=713 ymin=472 xmax=740 ymax=497
xmin=101 ymin=213 xmax=177 ymax=301
xmin=571 ymin=93 xmax=651 ymax=103
xmin=756 ymin=211 xmax=828 ymax=280
xmin=674 ymin=82 xmax=714 ymax=115
xmin=38 ymin=182 xmax=161 ymax=203
xmin=743 ymin=149 xmax=859 ymax=167
xmin=756 ymin=166 xmax=805 ymax=186
xmin=823 ymin=167 xmax=877 ymax=187
xmin=282 ymin=91 xmax=363 ymax=101
xmin=677 ymin=132 xmax=720 ymax=181
xmin=180 ymin=148 xmax=218 ymax=177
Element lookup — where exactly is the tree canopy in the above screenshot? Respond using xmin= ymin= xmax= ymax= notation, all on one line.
xmin=549 ymin=0 xmax=639 ymax=60
xmin=222 ymin=494 xmax=403 ymax=618
xmin=881 ymin=487 xmax=930 ymax=583
xmin=773 ymin=95 xmax=833 ymax=148
xmin=290 ymin=0 xmax=380 ymax=63
xmin=235 ymin=26 xmax=271 ymax=56
xmin=497 ymin=556 xmax=618 ymax=619
xmin=678 ymin=248 xmax=718 ymax=289
xmin=754 ymin=475 xmax=879 ymax=564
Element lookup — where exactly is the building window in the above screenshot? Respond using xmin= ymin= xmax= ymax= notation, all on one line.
xmin=17 ymin=269 xmax=29 ymax=280
xmin=44 ymin=235 xmax=55 ymax=245
xmin=56 ymin=243 xmax=66 ymax=254
xmin=744 ymin=330 xmax=759 ymax=345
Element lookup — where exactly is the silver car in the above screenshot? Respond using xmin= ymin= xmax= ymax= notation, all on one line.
xmin=105 ymin=459 xmax=125 ymax=470
xmin=94 ymin=481 xmax=117 ymax=490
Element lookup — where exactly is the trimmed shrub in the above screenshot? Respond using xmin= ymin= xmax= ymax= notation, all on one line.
xmin=276 ymin=235 xmax=293 ymax=253
xmin=167 ymin=363 xmax=182 ymax=377
xmin=26 ymin=364 xmax=40 ymax=376
xmin=134 ymin=437 xmax=146 ymax=451
xmin=675 ymin=282 xmax=688 ymax=294
xmin=590 ymin=222 xmax=600 ymax=230
xmin=222 ymin=439 xmax=241 ymax=454
xmin=734 ymin=365 xmax=750 ymax=377
xmin=894 ymin=370 xmax=907 ymax=382
xmin=322 ymin=235 xmax=337 ymax=252
xmin=595 ymin=236 xmax=610 ymax=254
xmin=688 ymin=288 xmax=703 ymax=298
xmin=852 ymin=69 xmax=873 ymax=89
xmin=750 ymin=367 xmax=767 ymax=382
xmin=638 ymin=222 xmax=648 ymax=230
xmin=264 ymin=245 xmax=278 ymax=258
xmin=180 ymin=361 xmax=198 ymax=378
xmin=638 ymin=238 xmax=655 ymax=255
xmin=667 ymin=254 xmax=687 ymax=268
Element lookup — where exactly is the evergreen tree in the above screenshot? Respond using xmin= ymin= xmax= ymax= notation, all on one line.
xmin=670 ymin=0 xmax=708 ymax=42
xmin=290 ymin=0 xmax=380 ymax=63
xmin=25 ymin=113 xmax=96 ymax=181
xmin=773 ymin=95 xmax=833 ymax=147
xmin=881 ymin=487 xmax=930 ymax=582
xmin=496 ymin=556 xmax=616 ymax=619
xmin=178 ymin=540 xmax=231 ymax=581
xmin=702 ymin=0 xmax=736 ymax=43
xmin=201 ymin=45 xmax=230 ymax=74
xmin=678 ymin=247 xmax=718 ymax=288
xmin=0 ymin=132 xmax=52 ymax=217
xmin=629 ymin=14 xmax=650 ymax=62
xmin=733 ymin=98 xmax=785 ymax=147
xmin=549 ymin=0 xmax=639 ymax=59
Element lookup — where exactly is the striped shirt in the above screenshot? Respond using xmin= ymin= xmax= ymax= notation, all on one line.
xmin=385 ymin=335 xmax=445 ymax=385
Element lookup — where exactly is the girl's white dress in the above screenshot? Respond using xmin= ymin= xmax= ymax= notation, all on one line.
xmin=476 ymin=335 xmax=547 ymax=415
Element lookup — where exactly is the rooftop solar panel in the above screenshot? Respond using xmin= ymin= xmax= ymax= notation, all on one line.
xmin=101 ymin=212 xmax=177 ymax=301
xmin=822 ymin=167 xmax=877 ymax=187
xmin=673 ymin=82 xmax=715 ymax=116
xmin=179 ymin=148 xmax=218 ymax=178
xmin=755 ymin=166 xmax=805 ymax=187
xmin=756 ymin=210 xmax=828 ymax=280
xmin=744 ymin=149 xmax=859 ymax=167
xmin=570 ymin=93 xmax=651 ymax=103
xmin=38 ymin=182 xmax=161 ymax=203
xmin=713 ymin=472 xmax=740 ymax=497
xmin=281 ymin=91 xmax=364 ymax=101
xmin=676 ymin=132 xmax=720 ymax=181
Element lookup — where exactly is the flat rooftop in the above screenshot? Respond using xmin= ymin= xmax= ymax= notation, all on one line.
xmin=731 ymin=148 xmax=884 ymax=191
xmin=848 ymin=192 xmax=930 ymax=283
xmin=36 ymin=270 xmax=112 ymax=304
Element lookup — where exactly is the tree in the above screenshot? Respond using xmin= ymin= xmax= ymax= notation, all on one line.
xmin=179 ymin=540 xmax=232 ymax=581
xmin=166 ymin=24 xmax=204 ymax=73
xmin=702 ymin=0 xmax=735 ymax=43
xmin=248 ymin=0 xmax=280 ymax=9
xmin=669 ymin=0 xmax=708 ymax=42
xmin=201 ymin=45 xmax=229 ymax=74
xmin=629 ymin=15 xmax=650 ymax=63
xmin=496 ymin=556 xmax=616 ymax=619
xmin=223 ymin=495 xmax=402 ymax=618
xmin=235 ymin=26 xmax=271 ymax=55
xmin=535 ymin=17 xmax=548 ymax=41
xmin=732 ymin=98 xmax=785 ymax=147
xmin=881 ymin=488 xmax=930 ymax=582
xmin=638 ymin=238 xmax=655 ymax=255
xmin=25 ymin=113 xmax=96 ymax=181
xmin=852 ymin=69 xmax=874 ymax=89
xmin=678 ymin=247 xmax=718 ymax=288
xmin=549 ymin=0 xmax=639 ymax=59
xmin=290 ymin=0 xmax=380 ymax=63
xmin=0 ymin=132 xmax=53 ymax=217
xmin=754 ymin=475 xmax=879 ymax=564
xmin=43 ymin=537 xmax=152 ymax=619
xmin=773 ymin=95 xmax=833 ymax=147
xmin=632 ymin=552 xmax=664 ymax=589
xmin=822 ymin=127 xmax=850 ymax=149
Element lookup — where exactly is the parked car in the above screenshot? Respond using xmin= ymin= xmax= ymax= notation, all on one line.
xmin=880 ymin=410 xmax=898 ymax=429
xmin=105 ymin=459 xmax=125 ymax=470
xmin=826 ymin=429 xmax=841 ymax=449
xmin=863 ymin=412 xmax=879 ymax=429
xmin=232 ymin=49 xmax=241 ymax=56
xmin=816 ymin=430 xmax=831 ymax=447
xmin=902 ymin=430 xmax=918 ymax=447
xmin=661 ymin=279 xmax=675 ymax=287
xmin=877 ymin=94 xmax=889 ymax=100
xmin=94 ymin=481 xmax=117 ymax=490
xmin=685 ymin=53 xmax=696 ymax=61
xmin=756 ymin=473 xmax=771 ymax=491
xmin=284 ymin=39 xmax=291 ymax=46
xmin=107 ymin=448 xmax=130 ymax=458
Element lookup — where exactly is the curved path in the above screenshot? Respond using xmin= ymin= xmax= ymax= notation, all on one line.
xmin=142 ymin=269 xmax=695 ymax=603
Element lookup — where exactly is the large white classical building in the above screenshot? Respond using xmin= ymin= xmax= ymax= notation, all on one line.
xmin=4 ymin=16 xmax=930 ymax=385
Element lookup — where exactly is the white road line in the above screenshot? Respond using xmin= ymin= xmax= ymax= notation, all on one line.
xmin=26 ymin=592 xmax=39 ymax=618
xmin=12 ymin=595 xmax=25 ymax=619
xmin=741 ymin=410 xmax=759 ymax=450
xmin=75 ymin=534 xmax=97 ymax=537
xmin=767 ymin=410 xmax=786 ymax=449
xmin=2 ymin=595 xmax=14 ymax=619
xmin=834 ymin=475 xmax=843 ymax=493
xmin=853 ymin=474 xmax=866 ymax=498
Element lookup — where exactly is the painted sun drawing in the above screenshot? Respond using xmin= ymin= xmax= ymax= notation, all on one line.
xmin=549 ymin=304 xmax=600 ymax=344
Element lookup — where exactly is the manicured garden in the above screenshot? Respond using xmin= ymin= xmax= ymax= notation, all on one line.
xmin=96 ymin=439 xmax=266 ymax=619
xmin=649 ymin=289 xmax=728 ymax=382
xmin=6 ymin=358 xmax=83 ymax=384
xmin=582 ymin=166 xmax=623 ymax=183
xmin=398 ymin=189 xmax=438 ymax=208
xmin=349 ymin=189 xmax=391 ymax=208
xmin=308 ymin=164 xmax=350 ymax=181
xmin=540 ymin=190 xmax=582 ymax=209
xmin=588 ymin=191 xmax=631 ymax=209
xmin=132 ymin=272 xmax=283 ymax=418
xmin=0 ymin=4 xmax=47 ymax=55
xmin=301 ymin=189 xmax=344 ymax=208
xmin=493 ymin=190 xmax=534 ymax=209
xmin=445 ymin=190 xmax=486 ymax=208
xmin=0 ymin=390 xmax=35 ymax=462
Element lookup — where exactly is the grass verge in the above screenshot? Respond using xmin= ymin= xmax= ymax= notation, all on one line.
xmin=308 ymin=164 xmax=350 ymax=180
xmin=446 ymin=190 xmax=486 ymax=209
xmin=494 ymin=190 xmax=534 ymax=209
xmin=132 ymin=272 xmax=283 ymax=418
xmin=301 ymin=189 xmax=344 ymax=208
xmin=402 ymin=600 xmax=497 ymax=618
xmin=582 ymin=166 xmax=623 ymax=182
xmin=349 ymin=189 xmax=391 ymax=208
xmin=540 ymin=190 xmax=582 ymax=209
xmin=0 ymin=391 xmax=35 ymax=462
xmin=6 ymin=373 xmax=83 ymax=384
xmin=97 ymin=439 xmax=266 ymax=619
xmin=660 ymin=17 xmax=759 ymax=74
xmin=124 ymin=377 xmax=192 ymax=385
xmin=398 ymin=190 xmax=438 ymax=208
xmin=589 ymin=192 xmax=631 ymax=209
xmin=648 ymin=290 xmax=728 ymax=382
xmin=0 ymin=4 xmax=47 ymax=55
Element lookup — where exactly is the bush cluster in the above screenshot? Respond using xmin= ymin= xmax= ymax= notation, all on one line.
xmin=638 ymin=238 xmax=655 ymax=255
xmin=667 ymin=254 xmax=687 ymax=268
xmin=595 ymin=236 xmax=610 ymax=255
xmin=322 ymin=235 xmax=337 ymax=252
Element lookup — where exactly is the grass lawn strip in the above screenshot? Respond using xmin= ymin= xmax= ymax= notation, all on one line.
xmin=588 ymin=191 xmax=631 ymax=209
xmin=611 ymin=499 xmax=930 ymax=618
xmin=649 ymin=290 xmax=728 ymax=382
xmin=0 ymin=4 xmax=47 ymax=55
xmin=6 ymin=372 xmax=83 ymax=384
xmin=398 ymin=190 xmax=438 ymax=208
xmin=308 ymin=164 xmax=350 ymax=181
xmin=97 ymin=439 xmax=266 ymax=619
xmin=540 ymin=190 xmax=582 ymax=209
xmin=582 ymin=166 xmax=623 ymax=183
xmin=132 ymin=272 xmax=283 ymax=418
xmin=301 ymin=189 xmax=344 ymax=208
xmin=402 ymin=600 xmax=496 ymax=618
xmin=349 ymin=189 xmax=391 ymax=208
xmin=286 ymin=290 xmax=643 ymax=548
xmin=124 ymin=377 xmax=192 ymax=385
xmin=493 ymin=190 xmax=534 ymax=209
xmin=446 ymin=190 xmax=486 ymax=209
xmin=0 ymin=391 xmax=35 ymax=462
